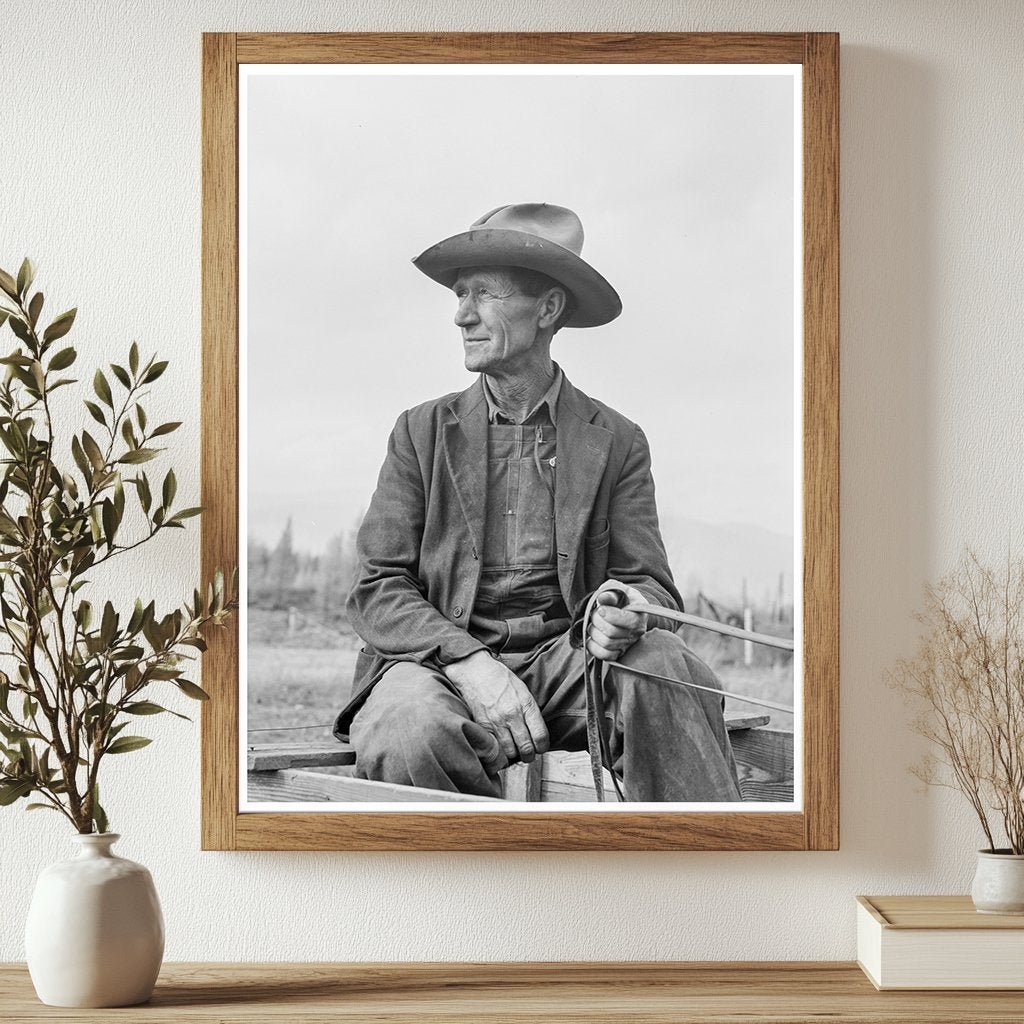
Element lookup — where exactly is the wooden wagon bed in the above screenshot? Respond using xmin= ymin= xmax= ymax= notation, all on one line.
xmin=247 ymin=713 xmax=793 ymax=804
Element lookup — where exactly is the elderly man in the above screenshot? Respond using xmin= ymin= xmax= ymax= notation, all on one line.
xmin=333 ymin=203 xmax=741 ymax=801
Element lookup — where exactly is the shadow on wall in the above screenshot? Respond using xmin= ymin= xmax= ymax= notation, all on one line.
xmin=838 ymin=47 xmax=940 ymax=873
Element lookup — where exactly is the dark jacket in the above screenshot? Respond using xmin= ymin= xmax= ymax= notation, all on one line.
xmin=333 ymin=373 xmax=682 ymax=738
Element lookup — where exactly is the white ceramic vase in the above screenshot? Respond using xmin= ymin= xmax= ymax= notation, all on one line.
xmin=971 ymin=849 xmax=1024 ymax=914
xmin=25 ymin=833 xmax=164 ymax=1007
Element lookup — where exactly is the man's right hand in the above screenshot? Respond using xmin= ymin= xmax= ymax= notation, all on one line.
xmin=443 ymin=650 xmax=550 ymax=767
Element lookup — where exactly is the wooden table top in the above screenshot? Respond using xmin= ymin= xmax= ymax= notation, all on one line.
xmin=3 ymin=961 xmax=1024 ymax=1022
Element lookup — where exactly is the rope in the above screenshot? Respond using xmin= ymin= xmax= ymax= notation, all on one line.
xmin=248 ymin=723 xmax=335 ymax=734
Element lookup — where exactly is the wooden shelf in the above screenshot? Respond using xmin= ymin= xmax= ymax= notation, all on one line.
xmin=3 ymin=962 xmax=1024 ymax=1021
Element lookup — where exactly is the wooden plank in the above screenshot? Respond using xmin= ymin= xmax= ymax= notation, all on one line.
xmin=247 ymin=744 xmax=355 ymax=771
xmin=200 ymin=32 xmax=238 ymax=853
xmin=5 ymin=962 xmax=1024 ymax=1022
xmin=540 ymin=751 xmax=616 ymax=802
xmin=246 ymin=715 xmax=766 ymax=773
xmin=247 ymin=769 xmax=502 ymax=804
xmin=730 ymin=729 xmax=795 ymax=802
xmin=236 ymin=32 xmax=808 ymax=65
xmin=725 ymin=713 xmax=771 ymax=731
xmin=247 ymin=723 xmax=788 ymax=803
xmin=801 ymin=31 xmax=841 ymax=851
xmin=500 ymin=760 xmax=543 ymax=801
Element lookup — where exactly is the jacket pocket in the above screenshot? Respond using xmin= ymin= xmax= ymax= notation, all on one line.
xmin=585 ymin=519 xmax=611 ymax=550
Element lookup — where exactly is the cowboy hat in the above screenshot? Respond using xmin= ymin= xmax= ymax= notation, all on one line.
xmin=412 ymin=203 xmax=622 ymax=328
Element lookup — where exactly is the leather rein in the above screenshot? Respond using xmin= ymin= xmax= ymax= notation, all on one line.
xmin=580 ymin=581 xmax=796 ymax=802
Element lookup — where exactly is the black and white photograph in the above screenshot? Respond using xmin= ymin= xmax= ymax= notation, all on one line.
xmin=241 ymin=64 xmax=801 ymax=811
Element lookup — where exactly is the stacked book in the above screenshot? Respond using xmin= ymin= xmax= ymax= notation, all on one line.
xmin=857 ymin=895 xmax=1024 ymax=990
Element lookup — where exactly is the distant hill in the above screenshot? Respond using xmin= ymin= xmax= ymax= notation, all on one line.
xmin=658 ymin=514 xmax=795 ymax=607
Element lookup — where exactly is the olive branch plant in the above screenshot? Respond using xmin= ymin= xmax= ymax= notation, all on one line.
xmin=0 ymin=259 xmax=235 ymax=834
xmin=892 ymin=549 xmax=1024 ymax=854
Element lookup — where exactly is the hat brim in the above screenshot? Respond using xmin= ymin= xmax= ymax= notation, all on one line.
xmin=412 ymin=228 xmax=622 ymax=328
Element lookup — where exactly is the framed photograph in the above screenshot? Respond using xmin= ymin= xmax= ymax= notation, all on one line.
xmin=201 ymin=32 xmax=838 ymax=851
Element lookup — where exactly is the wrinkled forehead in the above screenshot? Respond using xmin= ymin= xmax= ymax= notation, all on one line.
xmin=451 ymin=266 xmax=519 ymax=292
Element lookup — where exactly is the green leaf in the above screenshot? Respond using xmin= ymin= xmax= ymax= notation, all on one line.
xmin=110 ymin=363 xmax=131 ymax=389
xmin=100 ymin=601 xmax=117 ymax=647
xmin=26 ymin=802 xmax=61 ymax=813
xmin=9 ymin=317 xmax=31 ymax=345
xmin=150 ymin=421 xmax=181 ymax=438
xmin=121 ymin=418 xmax=137 ymax=450
xmin=75 ymin=599 xmax=92 ymax=631
xmin=175 ymin=679 xmax=210 ymax=701
xmin=43 ymin=308 xmax=76 ymax=344
xmin=129 ymin=341 xmax=139 ymax=376
xmin=83 ymin=400 xmax=106 ymax=427
xmin=82 ymin=431 xmax=105 ymax=472
xmin=113 ymin=474 xmax=125 ymax=521
xmin=93 ymin=369 xmax=113 ymax=408
xmin=0 ymin=779 xmax=33 ymax=805
xmin=16 ymin=258 xmax=35 ymax=298
xmin=0 ymin=352 xmax=32 ymax=367
xmin=110 ymin=644 xmax=144 ymax=661
xmin=147 ymin=666 xmax=181 ymax=680
xmin=136 ymin=404 xmax=147 ymax=432
xmin=168 ymin=507 xmax=202 ymax=524
xmin=48 ymin=346 xmax=76 ymax=371
xmin=162 ymin=468 xmax=176 ymax=509
xmin=126 ymin=598 xmax=146 ymax=635
xmin=0 ymin=269 xmax=18 ymax=300
xmin=101 ymin=498 xmax=116 ymax=546
xmin=118 ymin=448 xmax=158 ymax=465
xmin=0 ymin=721 xmax=27 ymax=743
xmin=136 ymin=473 xmax=152 ymax=513
xmin=92 ymin=785 xmax=108 ymax=834
xmin=124 ymin=701 xmax=172 ymax=716
xmin=71 ymin=435 xmax=92 ymax=483
xmin=47 ymin=377 xmax=76 ymax=393
xmin=27 ymin=292 xmax=43 ymax=329
xmin=142 ymin=360 xmax=168 ymax=384
xmin=0 ymin=310 xmax=9 ymax=330
xmin=105 ymin=735 xmax=152 ymax=755
xmin=88 ymin=506 xmax=103 ymax=544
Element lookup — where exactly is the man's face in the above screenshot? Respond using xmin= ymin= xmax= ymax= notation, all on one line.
xmin=452 ymin=267 xmax=544 ymax=375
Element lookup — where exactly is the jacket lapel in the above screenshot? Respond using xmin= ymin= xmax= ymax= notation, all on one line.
xmin=554 ymin=377 xmax=612 ymax=596
xmin=442 ymin=380 xmax=489 ymax=558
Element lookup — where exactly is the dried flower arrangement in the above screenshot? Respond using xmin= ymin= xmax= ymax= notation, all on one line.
xmin=892 ymin=549 xmax=1024 ymax=854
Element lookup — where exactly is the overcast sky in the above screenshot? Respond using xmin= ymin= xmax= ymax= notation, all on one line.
xmin=243 ymin=68 xmax=797 ymax=574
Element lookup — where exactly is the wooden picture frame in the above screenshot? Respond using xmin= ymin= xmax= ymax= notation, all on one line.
xmin=201 ymin=32 xmax=838 ymax=851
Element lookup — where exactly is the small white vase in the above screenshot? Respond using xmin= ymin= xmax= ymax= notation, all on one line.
xmin=25 ymin=833 xmax=164 ymax=1007
xmin=971 ymin=849 xmax=1024 ymax=914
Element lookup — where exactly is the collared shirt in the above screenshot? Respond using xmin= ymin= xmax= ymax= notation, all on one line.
xmin=468 ymin=367 xmax=570 ymax=653
xmin=481 ymin=365 xmax=563 ymax=426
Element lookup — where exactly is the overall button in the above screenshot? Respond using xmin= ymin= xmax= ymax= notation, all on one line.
xmin=453 ymin=605 xmax=464 ymax=618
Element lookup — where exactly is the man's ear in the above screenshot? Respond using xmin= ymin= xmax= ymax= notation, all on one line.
xmin=536 ymin=286 xmax=568 ymax=329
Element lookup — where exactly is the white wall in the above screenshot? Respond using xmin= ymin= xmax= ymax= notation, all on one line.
xmin=1 ymin=0 xmax=1021 ymax=962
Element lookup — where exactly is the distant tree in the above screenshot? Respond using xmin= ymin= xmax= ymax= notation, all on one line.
xmin=265 ymin=517 xmax=298 ymax=603
xmin=247 ymin=535 xmax=270 ymax=589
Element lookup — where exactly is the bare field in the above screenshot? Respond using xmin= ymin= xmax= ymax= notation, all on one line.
xmin=247 ymin=645 xmax=357 ymax=746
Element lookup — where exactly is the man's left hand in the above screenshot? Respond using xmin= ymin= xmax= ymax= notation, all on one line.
xmin=586 ymin=583 xmax=649 ymax=661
